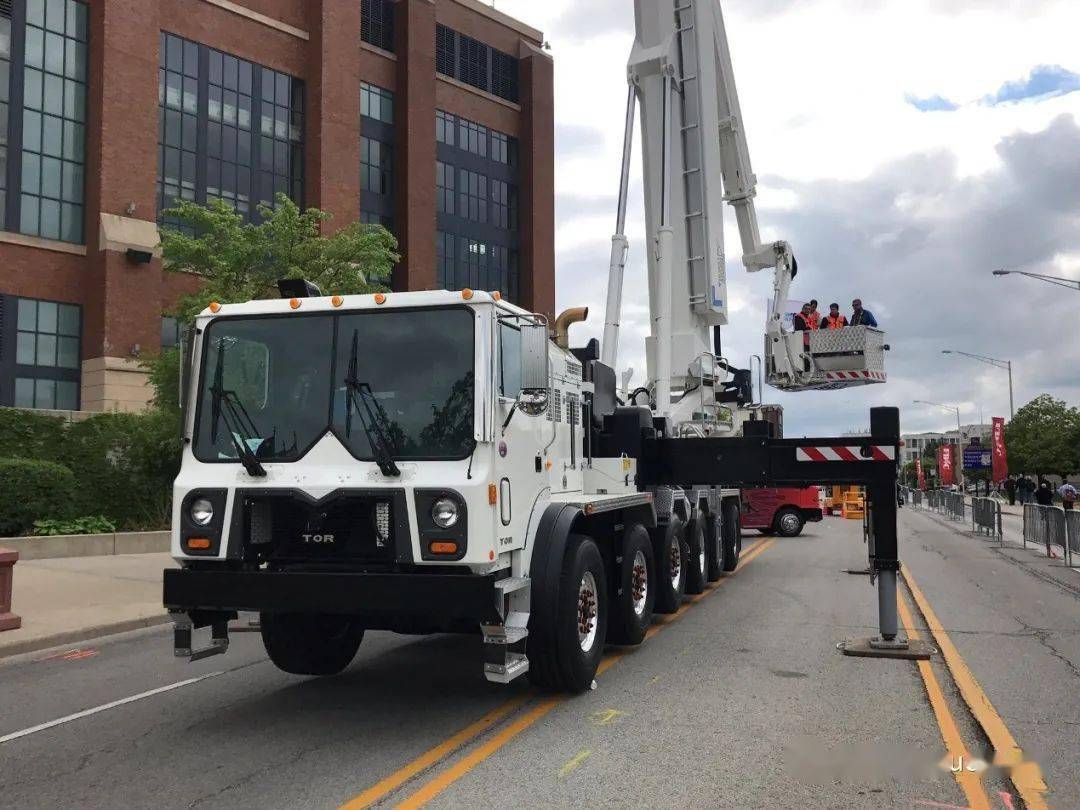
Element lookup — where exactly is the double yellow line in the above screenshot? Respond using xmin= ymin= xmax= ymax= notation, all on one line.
xmin=899 ymin=568 xmax=1049 ymax=809
xmin=342 ymin=537 xmax=774 ymax=809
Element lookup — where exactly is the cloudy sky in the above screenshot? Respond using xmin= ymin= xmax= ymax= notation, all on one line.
xmin=494 ymin=0 xmax=1080 ymax=436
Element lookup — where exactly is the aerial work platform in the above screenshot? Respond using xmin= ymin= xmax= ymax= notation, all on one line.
xmin=767 ymin=326 xmax=887 ymax=392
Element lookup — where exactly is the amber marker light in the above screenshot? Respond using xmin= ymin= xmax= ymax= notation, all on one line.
xmin=488 ymin=483 xmax=498 ymax=505
xmin=374 ymin=293 xmax=387 ymax=305
xmin=461 ymin=289 xmax=474 ymax=300
xmin=429 ymin=541 xmax=459 ymax=555
xmin=289 ymin=298 xmax=301 ymax=310
xmin=208 ymin=302 xmax=221 ymax=313
xmin=492 ymin=291 xmax=502 ymax=301
xmin=332 ymin=295 xmax=344 ymax=307
xmin=186 ymin=538 xmax=211 ymax=551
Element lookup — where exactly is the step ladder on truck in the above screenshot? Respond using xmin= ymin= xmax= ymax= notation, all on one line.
xmin=162 ymin=0 xmax=917 ymax=694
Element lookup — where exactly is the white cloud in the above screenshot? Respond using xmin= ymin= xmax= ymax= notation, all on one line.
xmin=495 ymin=0 xmax=1080 ymax=434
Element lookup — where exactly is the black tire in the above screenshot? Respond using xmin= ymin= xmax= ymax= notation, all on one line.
xmin=607 ymin=524 xmax=655 ymax=645
xmin=260 ymin=613 xmax=364 ymax=676
xmin=684 ymin=510 xmax=708 ymax=595
xmin=757 ymin=528 xmax=774 ymax=536
xmin=527 ymin=534 xmax=607 ymax=693
xmin=705 ymin=511 xmax=723 ymax=582
xmin=652 ymin=517 xmax=687 ymax=613
xmin=721 ymin=500 xmax=740 ymax=573
xmin=774 ymin=507 xmax=805 ymax=537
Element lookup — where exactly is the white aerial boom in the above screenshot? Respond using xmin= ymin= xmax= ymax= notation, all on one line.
xmin=602 ymin=0 xmax=886 ymax=414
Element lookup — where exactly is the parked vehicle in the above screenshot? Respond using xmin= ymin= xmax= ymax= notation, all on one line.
xmin=741 ymin=487 xmax=822 ymax=537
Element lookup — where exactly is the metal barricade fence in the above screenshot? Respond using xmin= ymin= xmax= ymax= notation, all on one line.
xmin=1023 ymin=504 xmax=1072 ymax=565
xmin=946 ymin=492 xmax=965 ymax=522
xmin=1065 ymin=510 xmax=1080 ymax=567
xmin=971 ymin=497 xmax=1002 ymax=542
xmin=912 ymin=489 xmax=922 ymax=508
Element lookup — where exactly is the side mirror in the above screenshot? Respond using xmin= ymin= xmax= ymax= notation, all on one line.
xmin=518 ymin=321 xmax=549 ymax=416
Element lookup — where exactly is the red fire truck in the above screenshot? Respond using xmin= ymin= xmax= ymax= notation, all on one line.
xmin=741 ymin=487 xmax=823 ymax=537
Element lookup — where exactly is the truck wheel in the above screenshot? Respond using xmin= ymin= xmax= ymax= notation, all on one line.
xmin=721 ymin=500 xmax=740 ymax=573
xmin=774 ymin=508 xmax=805 ymax=537
xmin=684 ymin=511 xmax=708 ymax=595
xmin=260 ymin=613 xmax=364 ymax=676
xmin=607 ymin=524 xmax=655 ymax=645
xmin=705 ymin=512 xmax=724 ymax=582
xmin=527 ymin=534 xmax=608 ymax=693
xmin=652 ymin=518 xmax=687 ymax=613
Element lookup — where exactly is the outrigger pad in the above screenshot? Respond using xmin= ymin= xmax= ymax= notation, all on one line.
xmin=838 ymin=637 xmax=934 ymax=661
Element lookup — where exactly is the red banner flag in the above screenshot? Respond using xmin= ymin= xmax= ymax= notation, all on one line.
xmin=991 ymin=417 xmax=1008 ymax=484
xmin=940 ymin=445 xmax=956 ymax=486
xmin=916 ymin=457 xmax=926 ymax=490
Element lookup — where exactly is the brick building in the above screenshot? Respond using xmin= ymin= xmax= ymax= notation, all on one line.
xmin=0 ymin=0 xmax=553 ymax=412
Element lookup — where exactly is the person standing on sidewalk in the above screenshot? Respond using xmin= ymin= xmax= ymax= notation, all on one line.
xmin=1035 ymin=481 xmax=1054 ymax=506
xmin=1005 ymin=476 xmax=1017 ymax=506
xmin=1059 ymin=481 xmax=1077 ymax=510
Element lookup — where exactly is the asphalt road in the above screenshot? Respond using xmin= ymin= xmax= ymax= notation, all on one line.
xmin=0 ymin=512 xmax=1075 ymax=809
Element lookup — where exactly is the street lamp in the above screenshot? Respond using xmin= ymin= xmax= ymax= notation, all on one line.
xmin=993 ymin=269 xmax=1080 ymax=292
xmin=941 ymin=350 xmax=1014 ymax=419
xmin=913 ymin=399 xmax=964 ymax=484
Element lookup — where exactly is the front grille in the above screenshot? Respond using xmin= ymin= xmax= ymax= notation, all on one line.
xmin=241 ymin=493 xmax=395 ymax=564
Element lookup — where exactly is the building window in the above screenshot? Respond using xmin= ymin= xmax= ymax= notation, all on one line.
xmin=4 ymin=295 xmax=81 ymax=410
xmin=436 ymin=161 xmax=454 ymax=215
xmin=361 ymin=82 xmax=393 ymax=124
xmin=436 ymin=231 xmax=455 ymax=289
xmin=360 ymin=210 xmax=392 ymax=229
xmin=360 ymin=136 xmax=392 ymax=195
xmin=157 ymin=33 xmax=305 ymax=224
xmin=1 ymin=0 xmax=88 ymax=243
xmin=491 ymin=179 xmax=516 ymax=230
xmin=435 ymin=109 xmax=455 ymax=147
xmin=491 ymin=131 xmax=517 ymax=166
xmin=361 ymin=0 xmax=394 ymax=53
xmin=458 ymin=117 xmax=488 ymax=157
xmin=458 ymin=169 xmax=487 ymax=224
xmin=435 ymin=24 xmax=519 ymax=103
xmin=435 ymin=24 xmax=455 ymax=77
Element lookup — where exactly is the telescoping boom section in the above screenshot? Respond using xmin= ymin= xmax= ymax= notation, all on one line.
xmin=602 ymin=0 xmax=886 ymax=396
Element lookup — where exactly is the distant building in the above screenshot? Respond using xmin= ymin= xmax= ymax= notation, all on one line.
xmin=901 ymin=424 xmax=991 ymax=466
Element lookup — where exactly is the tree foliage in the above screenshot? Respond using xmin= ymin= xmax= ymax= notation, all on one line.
xmin=160 ymin=195 xmax=399 ymax=323
xmin=1004 ymin=394 xmax=1080 ymax=476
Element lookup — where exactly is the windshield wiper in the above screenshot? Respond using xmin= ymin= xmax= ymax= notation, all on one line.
xmin=344 ymin=329 xmax=401 ymax=477
xmin=210 ymin=339 xmax=267 ymax=478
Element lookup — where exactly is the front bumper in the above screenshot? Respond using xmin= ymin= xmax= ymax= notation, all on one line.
xmin=163 ymin=568 xmax=502 ymax=623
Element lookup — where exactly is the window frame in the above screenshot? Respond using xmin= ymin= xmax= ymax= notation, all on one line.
xmin=0 ymin=292 xmax=82 ymax=410
xmin=2 ymin=0 xmax=90 ymax=244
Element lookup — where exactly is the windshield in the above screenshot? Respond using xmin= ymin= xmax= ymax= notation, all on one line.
xmin=193 ymin=307 xmax=475 ymax=463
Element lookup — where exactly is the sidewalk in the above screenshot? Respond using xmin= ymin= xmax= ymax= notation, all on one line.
xmin=0 ymin=553 xmax=176 ymax=659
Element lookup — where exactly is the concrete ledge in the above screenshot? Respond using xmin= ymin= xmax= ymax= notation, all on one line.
xmin=0 ymin=531 xmax=170 ymax=560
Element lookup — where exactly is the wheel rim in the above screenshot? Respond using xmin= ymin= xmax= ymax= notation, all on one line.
xmin=631 ymin=550 xmax=648 ymax=616
xmin=578 ymin=571 xmax=599 ymax=652
xmin=779 ymin=513 xmax=801 ymax=534
xmin=669 ymin=540 xmax=682 ymax=589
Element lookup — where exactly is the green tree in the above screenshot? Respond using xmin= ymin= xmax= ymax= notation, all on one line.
xmin=1004 ymin=394 xmax=1080 ymax=477
xmin=160 ymin=194 xmax=399 ymax=323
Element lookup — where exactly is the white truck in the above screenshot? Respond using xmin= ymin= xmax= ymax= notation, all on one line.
xmin=164 ymin=0 xmax=905 ymax=693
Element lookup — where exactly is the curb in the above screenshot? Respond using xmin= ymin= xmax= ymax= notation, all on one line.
xmin=0 ymin=612 xmax=173 ymax=660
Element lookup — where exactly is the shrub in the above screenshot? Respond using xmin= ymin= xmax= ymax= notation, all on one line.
xmin=0 ymin=408 xmax=66 ymax=463
xmin=0 ymin=458 xmax=76 ymax=536
xmin=33 ymin=516 xmax=117 ymax=536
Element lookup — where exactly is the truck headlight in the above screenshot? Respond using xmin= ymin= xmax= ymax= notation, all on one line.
xmin=190 ymin=497 xmax=214 ymax=526
xmin=431 ymin=498 xmax=459 ymax=529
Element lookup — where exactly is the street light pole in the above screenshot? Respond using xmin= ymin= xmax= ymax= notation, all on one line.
xmin=993 ymin=269 xmax=1080 ymax=292
xmin=941 ymin=350 xmax=1014 ymax=420
xmin=913 ymin=400 xmax=964 ymax=485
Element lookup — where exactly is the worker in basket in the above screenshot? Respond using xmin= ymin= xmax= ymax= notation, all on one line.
xmin=850 ymin=298 xmax=878 ymax=327
xmin=792 ymin=302 xmax=818 ymax=349
xmin=807 ymin=299 xmax=821 ymax=330
xmin=823 ymin=303 xmax=848 ymax=329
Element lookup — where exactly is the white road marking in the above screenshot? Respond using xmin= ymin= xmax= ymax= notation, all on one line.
xmin=0 ymin=671 xmax=223 ymax=745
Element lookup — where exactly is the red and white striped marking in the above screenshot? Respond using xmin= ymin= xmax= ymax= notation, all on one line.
xmin=824 ymin=370 xmax=886 ymax=382
xmin=796 ymin=445 xmax=896 ymax=462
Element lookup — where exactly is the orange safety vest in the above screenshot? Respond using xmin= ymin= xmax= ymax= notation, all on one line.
xmin=824 ymin=314 xmax=847 ymax=330
xmin=807 ymin=311 xmax=821 ymax=330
